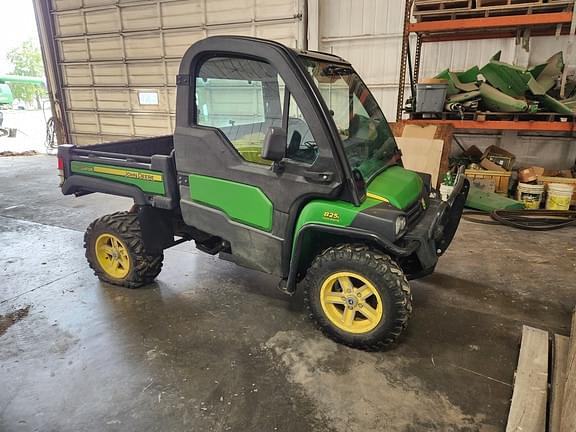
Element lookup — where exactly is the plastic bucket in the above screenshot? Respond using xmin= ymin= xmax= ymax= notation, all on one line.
xmin=545 ymin=183 xmax=574 ymax=211
xmin=439 ymin=184 xmax=454 ymax=202
xmin=516 ymin=182 xmax=544 ymax=209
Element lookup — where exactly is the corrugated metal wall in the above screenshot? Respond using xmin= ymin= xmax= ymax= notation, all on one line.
xmin=41 ymin=0 xmax=575 ymax=164
xmin=318 ymin=0 xmax=576 ymax=168
xmin=50 ymin=0 xmax=303 ymax=144
xmin=317 ymin=0 xmax=575 ymax=120
xmin=318 ymin=0 xmax=405 ymax=120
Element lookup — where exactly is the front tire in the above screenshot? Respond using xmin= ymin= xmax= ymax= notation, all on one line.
xmin=303 ymin=244 xmax=412 ymax=350
xmin=84 ymin=211 xmax=163 ymax=288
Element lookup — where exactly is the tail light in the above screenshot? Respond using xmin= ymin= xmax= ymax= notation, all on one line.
xmin=57 ymin=157 xmax=65 ymax=186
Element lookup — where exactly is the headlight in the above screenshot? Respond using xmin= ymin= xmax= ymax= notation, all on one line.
xmin=395 ymin=216 xmax=406 ymax=236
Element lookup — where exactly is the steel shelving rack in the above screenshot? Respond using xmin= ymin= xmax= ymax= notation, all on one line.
xmin=396 ymin=0 xmax=576 ymax=132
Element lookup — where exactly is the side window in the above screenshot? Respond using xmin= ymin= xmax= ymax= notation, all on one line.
xmin=196 ymin=57 xmax=283 ymax=166
xmin=195 ymin=56 xmax=318 ymax=166
xmin=285 ymin=94 xmax=318 ymax=164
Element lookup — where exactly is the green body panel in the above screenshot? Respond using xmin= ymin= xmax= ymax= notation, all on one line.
xmin=480 ymin=61 xmax=533 ymax=98
xmin=366 ymin=166 xmax=423 ymax=210
xmin=457 ymin=66 xmax=480 ymax=84
xmin=70 ymin=161 xmax=165 ymax=195
xmin=465 ymin=186 xmax=524 ymax=212
xmin=539 ymin=94 xmax=575 ymax=115
xmin=188 ymin=174 xmax=273 ymax=231
xmin=292 ymin=196 xmax=382 ymax=251
xmin=292 ymin=166 xmax=423 ymax=250
xmin=0 ymin=83 xmax=13 ymax=105
xmin=479 ymin=83 xmax=528 ymax=113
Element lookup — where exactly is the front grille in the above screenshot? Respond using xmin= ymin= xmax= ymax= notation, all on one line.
xmin=405 ymin=196 xmax=425 ymax=227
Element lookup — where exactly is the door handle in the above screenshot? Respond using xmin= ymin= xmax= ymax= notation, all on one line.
xmin=304 ymin=171 xmax=334 ymax=184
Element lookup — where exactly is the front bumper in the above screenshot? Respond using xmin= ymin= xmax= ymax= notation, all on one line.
xmin=400 ymin=166 xmax=469 ymax=279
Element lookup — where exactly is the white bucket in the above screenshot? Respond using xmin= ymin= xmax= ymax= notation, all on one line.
xmin=545 ymin=183 xmax=574 ymax=211
xmin=516 ymin=182 xmax=544 ymax=209
xmin=439 ymin=184 xmax=454 ymax=202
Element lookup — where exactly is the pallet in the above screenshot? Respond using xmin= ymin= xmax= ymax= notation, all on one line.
xmin=505 ymin=311 xmax=576 ymax=432
xmin=413 ymin=0 xmax=574 ymax=21
xmin=414 ymin=0 xmax=473 ymax=14
xmin=477 ymin=0 xmax=543 ymax=7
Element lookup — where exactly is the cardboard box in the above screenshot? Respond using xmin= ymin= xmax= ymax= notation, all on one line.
xmin=518 ymin=166 xmax=545 ymax=183
xmin=480 ymin=158 xmax=507 ymax=172
xmin=482 ymin=145 xmax=515 ymax=171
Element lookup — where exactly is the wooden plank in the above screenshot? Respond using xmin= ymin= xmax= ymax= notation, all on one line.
xmin=505 ymin=326 xmax=549 ymax=432
xmin=560 ymin=311 xmax=576 ymax=432
xmin=550 ymin=335 xmax=570 ymax=432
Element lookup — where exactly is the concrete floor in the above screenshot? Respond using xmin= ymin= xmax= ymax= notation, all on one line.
xmin=1 ymin=155 xmax=574 ymax=432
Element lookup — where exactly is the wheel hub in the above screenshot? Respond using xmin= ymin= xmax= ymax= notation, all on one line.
xmin=345 ymin=296 xmax=358 ymax=309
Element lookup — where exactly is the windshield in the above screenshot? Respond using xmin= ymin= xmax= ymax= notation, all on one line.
xmin=301 ymin=57 xmax=399 ymax=182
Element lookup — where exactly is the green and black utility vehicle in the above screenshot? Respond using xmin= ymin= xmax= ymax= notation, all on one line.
xmin=58 ymin=36 xmax=468 ymax=349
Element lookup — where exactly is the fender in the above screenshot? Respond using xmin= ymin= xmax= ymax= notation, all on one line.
xmin=62 ymin=175 xmax=149 ymax=206
xmin=283 ymin=223 xmax=420 ymax=294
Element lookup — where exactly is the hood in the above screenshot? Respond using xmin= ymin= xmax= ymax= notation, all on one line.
xmin=366 ymin=166 xmax=423 ymax=210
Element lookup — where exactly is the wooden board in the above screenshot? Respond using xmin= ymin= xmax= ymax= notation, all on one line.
xmin=560 ymin=311 xmax=576 ymax=432
xmin=505 ymin=326 xmax=549 ymax=432
xmin=550 ymin=335 xmax=570 ymax=432
xmin=396 ymin=137 xmax=444 ymax=187
xmin=390 ymin=121 xmax=453 ymax=189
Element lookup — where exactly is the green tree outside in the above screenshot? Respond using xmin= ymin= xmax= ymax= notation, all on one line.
xmin=6 ymin=39 xmax=47 ymax=109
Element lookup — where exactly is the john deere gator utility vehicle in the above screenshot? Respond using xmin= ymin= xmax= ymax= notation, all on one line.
xmin=58 ymin=36 xmax=468 ymax=349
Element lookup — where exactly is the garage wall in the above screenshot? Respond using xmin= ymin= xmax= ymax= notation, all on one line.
xmin=49 ymin=0 xmax=304 ymax=144
xmin=39 ymin=0 xmax=575 ymax=163
xmin=317 ymin=0 xmax=525 ymax=121
xmin=317 ymin=0 xmax=575 ymax=168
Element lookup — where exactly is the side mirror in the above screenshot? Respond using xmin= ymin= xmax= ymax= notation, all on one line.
xmin=261 ymin=127 xmax=286 ymax=162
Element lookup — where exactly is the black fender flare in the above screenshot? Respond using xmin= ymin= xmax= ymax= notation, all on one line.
xmin=62 ymin=175 xmax=149 ymax=206
xmin=283 ymin=223 xmax=420 ymax=294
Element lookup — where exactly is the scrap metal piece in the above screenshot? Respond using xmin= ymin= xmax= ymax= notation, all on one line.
xmin=434 ymin=69 xmax=459 ymax=96
xmin=538 ymin=94 xmax=574 ymax=114
xmin=479 ymin=83 xmax=528 ymax=113
xmin=457 ymin=66 xmax=480 ymax=84
xmin=534 ymin=52 xmax=564 ymax=93
xmin=480 ymin=61 xmax=533 ymax=98
xmin=450 ymin=72 xmax=478 ymax=92
xmin=447 ymin=90 xmax=481 ymax=103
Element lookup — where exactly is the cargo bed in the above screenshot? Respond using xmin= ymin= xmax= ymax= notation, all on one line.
xmin=58 ymin=135 xmax=179 ymax=209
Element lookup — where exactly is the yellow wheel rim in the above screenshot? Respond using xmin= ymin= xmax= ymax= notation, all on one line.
xmin=320 ymin=271 xmax=383 ymax=334
xmin=95 ymin=233 xmax=131 ymax=279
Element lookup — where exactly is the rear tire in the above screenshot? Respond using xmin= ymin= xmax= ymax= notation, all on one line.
xmin=84 ymin=211 xmax=163 ymax=288
xmin=303 ymin=244 xmax=412 ymax=350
